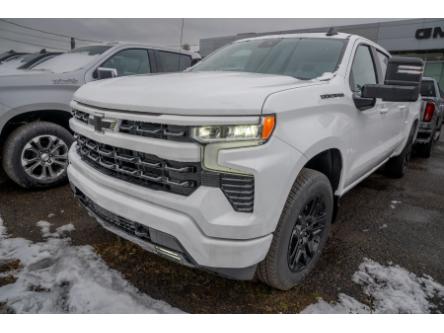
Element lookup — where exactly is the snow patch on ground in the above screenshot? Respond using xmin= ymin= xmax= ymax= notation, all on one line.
xmin=0 ymin=217 xmax=181 ymax=314
xmin=390 ymin=200 xmax=402 ymax=209
xmin=36 ymin=220 xmax=75 ymax=238
xmin=302 ymin=258 xmax=444 ymax=313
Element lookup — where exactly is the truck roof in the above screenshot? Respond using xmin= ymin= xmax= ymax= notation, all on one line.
xmin=102 ymin=42 xmax=199 ymax=58
xmin=233 ymin=32 xmax=389 ymax=56
xmin=234 ymin=32 xmax=352 ymax=43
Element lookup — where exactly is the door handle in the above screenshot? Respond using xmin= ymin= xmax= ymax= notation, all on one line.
xmin=379 ymin=107 xmax=389 ymax=114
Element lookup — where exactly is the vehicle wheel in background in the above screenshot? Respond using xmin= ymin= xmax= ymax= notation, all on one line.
xmin=257 ymin=168 xmax=333 ymax=290
xmin=433 ymin=124 xmax=441 ymax=142
xmin=2 ymin=121 xmax=73 ymax=189
xmin=385 ymin=125 xmax=416 ymax=177
xmin=416 ymin=140 xmax=433 ymax=158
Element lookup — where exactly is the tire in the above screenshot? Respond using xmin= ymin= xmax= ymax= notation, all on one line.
xmin=257 ymin=168 xmax=334 ymax=290
xmin=2 ymin=121 xmax=73 ymax=189
xmin=384 ymin=124 xmax=416 ymax=178
xmin=433 ymin=123 xmax=442 ymax=142
xmin=416 ymin=139 xmax=433 ymax=158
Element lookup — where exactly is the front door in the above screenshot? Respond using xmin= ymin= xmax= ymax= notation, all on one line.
xmin=344 ymin=44 xmax=390 ymax=187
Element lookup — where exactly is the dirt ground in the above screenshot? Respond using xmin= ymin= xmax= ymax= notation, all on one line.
xmin=1 ymin=134 xmax=444 ymax=313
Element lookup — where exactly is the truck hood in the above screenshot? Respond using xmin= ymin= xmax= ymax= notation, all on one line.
xmin=74 ymin=71 xmax=325 ymax=116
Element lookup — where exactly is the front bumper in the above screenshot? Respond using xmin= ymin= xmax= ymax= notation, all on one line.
xmin=67 ymin=106 xmax=306 ymax=273
xmin=69 ymin=150 xmax=273 ymax=271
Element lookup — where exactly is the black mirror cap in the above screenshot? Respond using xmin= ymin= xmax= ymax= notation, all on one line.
xmin=362 ymin=84 xmax=420 ymax=102
xmin=385 ymin=56 xmax=424 ymax=87
xmin=353 ymin=93 xmax=376 ymax=111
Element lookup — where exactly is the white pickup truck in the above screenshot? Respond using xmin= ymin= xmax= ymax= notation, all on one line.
xmin=68 ymin=32 xmax=423 ymax=290
xmin=0 ymin=43 xmax=197 ymax=188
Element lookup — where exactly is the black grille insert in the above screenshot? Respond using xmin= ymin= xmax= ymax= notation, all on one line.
xmin=76 ymin=189 xmax=151 ymax=242
xmin=73 ymin=109 xmax=90 ymax=124
xmin=221 ymin=174 xmax=255 ymax=213
xmin=76 ymin=134 xmax=201 ymax=196
xmin=119 ymin=120 xmax=192 ymax=142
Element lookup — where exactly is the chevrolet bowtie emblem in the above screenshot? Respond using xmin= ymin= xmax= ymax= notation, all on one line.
xmin=89 ymin=113 xmax=116 ymax=132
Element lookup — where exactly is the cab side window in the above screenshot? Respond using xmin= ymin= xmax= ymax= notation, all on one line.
xmin=350 ymin=45 xmax=377 ymax=92
xmin=157 ymin=51 xmax=192 ymax=72
xmin=376 ymin=51 xmax=389 ymax=82
xmin=101 ymin=49 xmax=150 ymax=76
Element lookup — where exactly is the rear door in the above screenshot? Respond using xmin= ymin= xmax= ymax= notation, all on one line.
xmin=374 ymin=48 xmax=405 ymax=149
xmin=154 ymin=50 xmax=192 ymax=73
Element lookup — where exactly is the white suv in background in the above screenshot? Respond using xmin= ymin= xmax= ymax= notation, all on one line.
xmin=0 ymin=43 xmax=198 ymax=188
xmin=68 ymin=33 xmax=423 ymax=290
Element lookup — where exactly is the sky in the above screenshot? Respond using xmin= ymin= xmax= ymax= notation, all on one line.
xmin=0 ymin=18 xmax=408 ymax=53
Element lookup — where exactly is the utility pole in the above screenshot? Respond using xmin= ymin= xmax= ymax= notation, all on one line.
xmin=179 ymin=18 xmax=185 ymax=49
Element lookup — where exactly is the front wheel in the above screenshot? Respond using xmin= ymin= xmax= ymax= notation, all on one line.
xmin=2 ymin=121 xmax=73 ymax=189
xmin=257 ymin=168 xmax=334 ymax=290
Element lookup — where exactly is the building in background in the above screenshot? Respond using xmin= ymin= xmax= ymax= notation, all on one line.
xmin=199 ymin=18 xmax=444 ymax=88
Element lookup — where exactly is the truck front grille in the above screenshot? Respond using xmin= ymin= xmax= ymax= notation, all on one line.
xmin=73 ymin=109 xmax=90 ymax=124
xmin=74 ymin=134 xmax=255 ymax=212
xmin=72 ymin=109 xmax=192 ymax=142
xmin=75 ymin=134 xmax=201 ymax=196
xmin=119 ymin=120 xmax=191 ymax=142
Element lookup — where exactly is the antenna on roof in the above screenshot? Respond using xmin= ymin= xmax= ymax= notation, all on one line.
xmin=326 ymin=27 xmax=338 ymax=36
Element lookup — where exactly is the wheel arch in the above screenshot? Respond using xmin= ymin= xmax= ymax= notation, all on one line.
xmin=0 ymin=108 xmax=72 ymax=151
xmin=297 ymin=143 xmax=345 ymax=223
xmin=303 ymin=148 xmax=343 ymax=194
xmin=298 ymin=136 xmax=346 ymax=194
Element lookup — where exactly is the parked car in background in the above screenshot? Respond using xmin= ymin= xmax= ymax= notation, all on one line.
xmin=191 ymin=53 xmax=202 ymax=65
xmin=0 ymin=50 xmax=28 ymax=62
xmin=0 ymin=49 xmax=62 ymax=74
xmin=415 ymin=77 xmax=444 ymax=157
xmin=0 ymin=42 xmax=197 ymax=189
xmin=68 ymin=33 xmax=423 ymax=290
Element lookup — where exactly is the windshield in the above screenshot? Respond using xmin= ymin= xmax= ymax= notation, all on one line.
xmin=420 ymin=80 xmax=436 ymax=97
xmin=0 ymin=53 xmax=43 ymax=69
xmin=0 ymin=55 xmax=28 ymax=69
xmin=191 ymin=38 xmax=347 ymax=79
xmin=32 ymin=45 xmax=111 ymax=73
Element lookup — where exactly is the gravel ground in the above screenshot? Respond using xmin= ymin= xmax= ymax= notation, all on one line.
xmin=1 ymin=133 xmax=443 ymax=313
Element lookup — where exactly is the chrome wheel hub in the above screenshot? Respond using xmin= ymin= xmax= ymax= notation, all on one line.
xmin=21 ymin=135 xmax=69 ymax=181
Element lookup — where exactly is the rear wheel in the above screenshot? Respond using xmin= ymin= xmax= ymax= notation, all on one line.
xmin=257 ymin=168 xmax=333 ymax=290
xmin=2 ymin=121 xmax=73 ymax=189
xmin=416 ymin=138 xmax=433 ymax=158
xmin=433 ymin=123 xmax=442 ymax=142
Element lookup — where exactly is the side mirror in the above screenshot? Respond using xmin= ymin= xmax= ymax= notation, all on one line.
xmin=361 ymin=84 xmax=419 ymax=102
xmin=360 ymin=56 xmax=424 ymax=103
xmin=353 ymin=93 xmax=376 ymax=111
xmin=96 ymin=67 xmax=118 ymax=80
xmin=385 ymin=56 xmax=424 ymax=87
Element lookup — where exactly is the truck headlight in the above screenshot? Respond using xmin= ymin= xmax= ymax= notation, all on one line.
xmin=191 ymin=115 xmax=275 ymax=143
